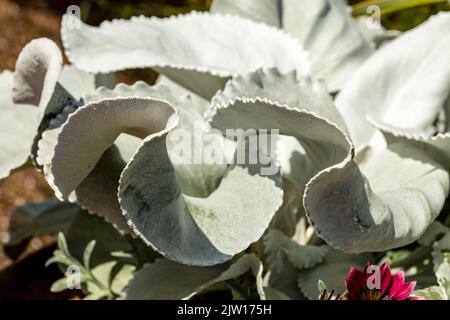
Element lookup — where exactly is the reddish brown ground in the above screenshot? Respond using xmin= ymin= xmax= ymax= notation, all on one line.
xmin=0 ymin=0 xmax=78 ymax=299
xmin=0 ymin=0 xmax=63 ymax=70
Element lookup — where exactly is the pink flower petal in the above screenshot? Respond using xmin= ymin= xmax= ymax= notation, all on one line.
xmin=363 ymin=261 xmax=374 ymax=273
xmin=380 ymin=262 xmax=392 ymax=296
xmin=389 ymin=273 xmax=416 ymax=300
xmin=389 ymin=272 xmax=405 ymax=294
xmin=344 ymin=260 xmax=417 ymax=300
xmin=345 ymin=267 xmax=367 ymax=298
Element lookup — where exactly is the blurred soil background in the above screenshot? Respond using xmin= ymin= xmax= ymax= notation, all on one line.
xmin=0 ymin=0 xmax=448 ymax=299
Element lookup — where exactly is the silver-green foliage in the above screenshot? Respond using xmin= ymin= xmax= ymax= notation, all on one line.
xmin=2 ymin=0 xmax=450 ymax=300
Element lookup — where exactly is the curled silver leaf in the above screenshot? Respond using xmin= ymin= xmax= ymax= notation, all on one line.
xmin=61 ymin=12 xmax=310 ymax=99
xmin=210 ymin=97 xmax=449 ymax=254
xmin=0 ymin=70 xmax=38 ymax=179
xmin=47 ymin=95 xmax=282 ymax=266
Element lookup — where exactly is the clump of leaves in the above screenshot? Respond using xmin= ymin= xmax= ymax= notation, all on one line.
xmin=46 ymin=233 xmax=134 ymax=300
xmin=1 ymin=0 xmax=450 ymax=300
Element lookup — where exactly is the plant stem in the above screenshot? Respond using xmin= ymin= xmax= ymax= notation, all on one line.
xmin=391 ymin=246 xmax=431 ymax=269
xmin=352 ymin=0 xmax=448 ymax=16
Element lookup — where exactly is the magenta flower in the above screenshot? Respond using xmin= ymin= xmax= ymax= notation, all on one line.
xmin=344 ymin=261 xmax=423 ymax=300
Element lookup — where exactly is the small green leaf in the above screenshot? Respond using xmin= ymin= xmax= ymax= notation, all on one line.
xmin=50 ymin=278 xmax=69 ymax=293
xmin=57 ymin=233 xmax=70 ymax=256
xmin=83 ymin=240 xmax=97 ymax=270
xmin=318 ymin=280 xmax=327 ymax=294
xmin=45 ymin=251 xmax=73 ymax=267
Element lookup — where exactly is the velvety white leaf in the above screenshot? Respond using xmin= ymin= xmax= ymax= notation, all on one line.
xmin=68 ymin=83 xmax=176 ymax=228
xmin=377 ymin=122 xmax=450 ymax=172
xmin=282 ymin=0 xmax=374 ymax=91
xmin=69 ymin=145 xmax=130 ymax=231
xmin=155 ymin=75 xmax=204 ymax=102
xmin=45 ymin=80 xmax=225 ymax=232
xmin=82 ymin=81 xmax=172 ymax=105
xmin=336 ymin=13 xmax=450 ymax=148
xmin=46 ymin=97 xmax=176 ymax=229
xmin=7 ymin=199 xmax=79 ymax=245
xmin=84 ymin=81 xmax=229 ymax=203
xmin=211 ymin=68 xmax=348 ymax=133
xmin=308 ymin=142 xmax=449 ymax=253
xmin=35 ymin=101 xmax=79 ymax=169
xmin=0 ymin=70 xmax=38 ymax=179
xmin=61 ymin=12 xmax=310 ymax=99
xmin=210 ymin=0 xmax=280 ymax=27
xmin=354 ymin=16 xmax=400 ymax=47
xmin=58 ymin=65 xmax=115 ymax=100
xmin=210 ymin=98 xmax=450 ymax=253
xmin=121 ymin=158 xmax=282 ymax=266
xmin=37 ymin=82 xmax=173 ymax=230
xmin=211 ymin=68 xmax=348 ymax=209
xmin=85 ymin=87 xmax=275 ymax=264
xmin=13 ymin=38 xmax=73 ymax=121
xmin=126 ymin=254 xmax=264 ymax=300
xmin=47 ymin=95 xmax=282 ymax=266
xmin=33 ymin=99 xmax=129 ymax=230
xmin=210 ymin=1 xmax=373 ymax=92
xmin=45 ymin=66 xmax=116 ymax=167
xmin=11 ymin=38 xmax=91 ymax=178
